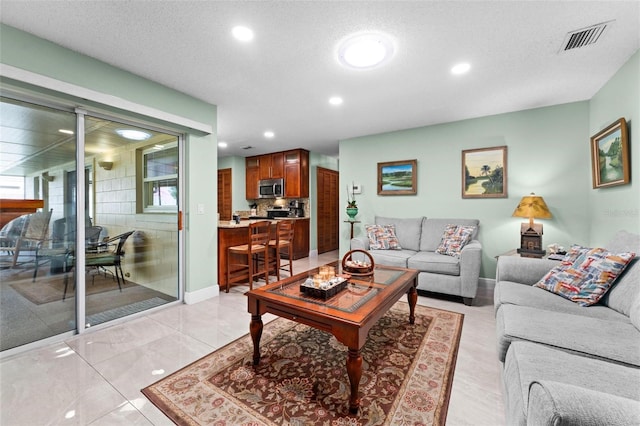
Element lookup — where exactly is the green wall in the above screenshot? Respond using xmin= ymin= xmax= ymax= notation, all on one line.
xmin=340 ymin=102 xmax=591 ymax=279
xmin=339 ymin=49 xmax=640 ymax=279
xmin=588 ymin=51 xmax=640 ymax=244
xmin=1 ymin=24 xmax=218 ymax=296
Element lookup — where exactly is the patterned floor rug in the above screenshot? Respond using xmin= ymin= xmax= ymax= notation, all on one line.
xmin=142 ymin=302 xmax=464 ymax=425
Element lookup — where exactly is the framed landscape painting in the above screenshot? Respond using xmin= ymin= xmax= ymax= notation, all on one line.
xmin=591 ymin=118 xmax=629 ymax=189
xmin=462 ymin=146 xmax=507 ymax=198
xmin=377 ymin=159 xmax=417 ymax=195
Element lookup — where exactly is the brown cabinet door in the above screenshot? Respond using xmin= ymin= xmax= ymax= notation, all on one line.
xmin=246 ymin=161 xmax=259 ymax=200
xmin=218 ymin=168 xmax=232 ymax=220
xmin=317 ymin=167 xmax=339 ymax=253
xmin=283 ymin=149 xmax=309 ymax=198
xmin=258 ymin=154 xmax=271 ymax=179
xmin=292 ymin=218 xmax=310 ymax=259
xmin=270 ymin=152 xmax=284 ymax=178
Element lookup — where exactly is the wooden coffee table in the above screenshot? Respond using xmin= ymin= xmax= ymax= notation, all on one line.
xmin=247 ymin=263 xmax=419 ymax=414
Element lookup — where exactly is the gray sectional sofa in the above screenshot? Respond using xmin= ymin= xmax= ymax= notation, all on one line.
xmin=350 ymin=216 xmax=482 ymax=305
xmin=494 ymin=230 xmax=640 ymax=425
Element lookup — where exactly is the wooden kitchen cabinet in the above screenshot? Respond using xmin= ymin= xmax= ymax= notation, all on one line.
xmin=259 ymin=152 xmax=284 ymax=179
xmin=291 ymin=218 xmax=310 ymax=260
xmin=284 ymin=149 xmax=309 ymax=198
xmin=245 ymin=157 xmax=260 ymax=199
xmin=246 ymin=149 xmax=309 ymax=200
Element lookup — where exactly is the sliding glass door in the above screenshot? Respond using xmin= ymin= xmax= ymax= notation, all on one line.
xmin=0 ymin=97 xmax=78 ymax=351
xmin=83 ymin=115 xmax=179 ymax=328
xmin=0 ymin=96 xmax=181 ymax=352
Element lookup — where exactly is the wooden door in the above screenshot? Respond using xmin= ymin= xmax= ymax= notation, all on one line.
xmin=316 ymin=167 xmax=339 ymax=253
xmin=218 ymin=168 xmax=232 ymax=221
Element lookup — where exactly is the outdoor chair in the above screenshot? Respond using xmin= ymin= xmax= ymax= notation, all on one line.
xmin=0 ymin=209 xmax=52 ymax=268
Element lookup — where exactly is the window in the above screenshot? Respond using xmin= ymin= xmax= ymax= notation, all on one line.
xmin=142 ymin=142 xmax=178 ymax=212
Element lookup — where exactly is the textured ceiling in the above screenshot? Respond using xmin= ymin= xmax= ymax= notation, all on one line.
xmin=1 ymin=1 xmax=639 ymax=159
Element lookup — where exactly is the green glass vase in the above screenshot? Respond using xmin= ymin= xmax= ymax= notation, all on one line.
xmin=346 ymin=207 xmax=358 ymax=221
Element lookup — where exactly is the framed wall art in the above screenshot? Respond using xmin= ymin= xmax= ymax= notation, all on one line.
xmin=377 ymin=159 xmax=417 ymax=195
xmin=591 ymin=118 xmax=629 ymax=189
xmin=462 ymin=146 xmax=507 ymax=198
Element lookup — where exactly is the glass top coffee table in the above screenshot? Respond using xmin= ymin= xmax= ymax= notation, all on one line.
xmin=246 ymin=263 xmax=419 ymax=414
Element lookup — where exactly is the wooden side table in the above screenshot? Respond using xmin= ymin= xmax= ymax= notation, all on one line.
xmin=344 ymin=220 xmax=361 ymax=239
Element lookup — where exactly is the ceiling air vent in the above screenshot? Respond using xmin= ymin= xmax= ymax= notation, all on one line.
xmin=560 ymin=20 xmax=613 ymax=52
xmin=241 ymin=145 xmax=253 ymax=150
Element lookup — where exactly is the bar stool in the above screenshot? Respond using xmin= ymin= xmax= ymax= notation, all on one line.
xmin=226 ymin=221 xmax=270 ymax=293
xmin=268 ymin=219 xmax=294 ymax=281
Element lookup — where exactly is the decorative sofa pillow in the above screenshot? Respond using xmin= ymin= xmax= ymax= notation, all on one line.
xmin=435 ymin=224 xmax=476 ymax=258
xmin=365 ymin=224 xmax=402 ymax=250
xmin=534 ymin=246 xmax=636 ymax=306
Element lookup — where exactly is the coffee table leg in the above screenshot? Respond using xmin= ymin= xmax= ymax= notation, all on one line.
xmin=407 ymin=285 xmax=417 ymax=325
xmin=250 ymin=315 xmax=263 ymax=365
xmin=346 ymin=348 xmax=362 ymax=414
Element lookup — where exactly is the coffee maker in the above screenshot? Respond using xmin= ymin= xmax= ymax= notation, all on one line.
xmin=288 ymin=200 xmax=305 ymax=217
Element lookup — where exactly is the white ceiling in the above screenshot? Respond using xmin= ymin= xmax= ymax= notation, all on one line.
xmin=1 ymin=1 xmax=639 ymax=159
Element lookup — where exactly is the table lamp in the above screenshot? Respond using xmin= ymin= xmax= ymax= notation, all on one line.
xmin=512 ymin=193 xmax=552 ymax=258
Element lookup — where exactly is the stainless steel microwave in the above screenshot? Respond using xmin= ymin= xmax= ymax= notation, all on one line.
xmin=258 ymin=178 xmax=284 ymax=199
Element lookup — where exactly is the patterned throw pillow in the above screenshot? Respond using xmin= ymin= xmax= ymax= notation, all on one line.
xmin=365 ymin=224 xmax=402 ymax=250
xmin=435 ymin=224 xmax=476 ymax=258
xmin=534 ymin=246 xmax=636 ymax=306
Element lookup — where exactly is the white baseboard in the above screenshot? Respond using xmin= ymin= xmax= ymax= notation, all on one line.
xmin=184 ymin=284 xmax=219 ymax=304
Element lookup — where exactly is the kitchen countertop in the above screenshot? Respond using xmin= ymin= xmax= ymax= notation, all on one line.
xmin=218 ymin=217 xmax=308 ymax=228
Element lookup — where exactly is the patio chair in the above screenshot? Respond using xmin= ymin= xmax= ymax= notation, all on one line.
xmin=85 ymin=230 xmax=135 ymax=290
xmin=0 ymin=209 xmax=52 ymax=268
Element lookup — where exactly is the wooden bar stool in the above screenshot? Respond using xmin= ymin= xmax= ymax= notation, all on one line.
xmin=268 ymin=219 xmax=294 ymax=281
xmin=226 ymin=221 xmax=270 ymax=293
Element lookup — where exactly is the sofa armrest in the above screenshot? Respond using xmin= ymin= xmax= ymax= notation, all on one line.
xmin=459 ymin=240 xmax=482 ymax=299
xmin=527 ymin=380 xmax=640 ymax=426
xmin=350 ymin=236 xmax=370 ymax=251
xmin=495 ymin=256 xmax=558 ymax=286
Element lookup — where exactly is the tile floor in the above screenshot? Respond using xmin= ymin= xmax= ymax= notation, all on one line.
xmin=0 ymin=251 xmax=505 ymax=425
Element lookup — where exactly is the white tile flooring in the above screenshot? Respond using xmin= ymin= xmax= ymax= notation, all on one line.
xmin=0 ymin=251 xmax=505 ymax=425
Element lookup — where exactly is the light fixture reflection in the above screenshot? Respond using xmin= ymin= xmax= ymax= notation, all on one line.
xmin=116 ymin=129 xmax=151 ymax=141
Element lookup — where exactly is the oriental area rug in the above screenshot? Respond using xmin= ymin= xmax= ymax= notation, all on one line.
xmin=142 ymin=302 xmax=464 ymax=425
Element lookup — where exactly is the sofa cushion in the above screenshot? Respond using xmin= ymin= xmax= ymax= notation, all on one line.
xmin=420 ymin=218 xmax=479 ymax=251
xmin=631 ymin=293 xmax=640 ymax=332
xmin=435 ymin=224 xmax=476 ymax=258
xmin=600 ymin=230 xmax=640 ymax=316
xmin=365 ymin=224 xmax=402 ymax=250
xmin=534 ymin=247 xmax=636 ymax=306
xmin=408 ymin=251 xmax=460 ymax=276
xmin=527 ymin=381 xmax=640 ymax=426
xmin=503 ymin=341 xmax=640 ymax=425
xmin=494 ymin=281 xmax=626 ymax=321
xmin=375 ymin=216 xmax=423 ymax=251
xmin=496 ymin=304 xmax=640 ymax=366
xmin=367 ymin=249 xmax=416 ymax=268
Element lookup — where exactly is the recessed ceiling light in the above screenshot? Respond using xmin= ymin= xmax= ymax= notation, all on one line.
xmin=232 ymin=26 xmax=254 ymax=42
xmin=264 ymin=131 xmax=275 ymax=139
xmin=451 ymin=62 xmax=471 ymax=75
xmin=218 ymin=141 xmax=228 ymax=148
xmin=337 ymin=32 xmax=395 ymax=70
xmin=329 ymin=96 xmax=343 ymax=105
xmin=58 ymin=129 xmax=74 ymax=135
xmin=115 ymin=129 xmax=151 ymax=140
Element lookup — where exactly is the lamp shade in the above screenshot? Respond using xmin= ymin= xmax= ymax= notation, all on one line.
xmin=512 ymin=193 xmax=552 ymax=219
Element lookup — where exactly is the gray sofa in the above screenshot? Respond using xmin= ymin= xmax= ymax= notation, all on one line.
xmin=494 ymin=230 xmax=640 ymax=425
xmin=350 ymin=216 xmax=482 ymax=305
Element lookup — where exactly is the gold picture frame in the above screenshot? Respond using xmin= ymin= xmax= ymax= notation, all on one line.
xmin=590 ymin=118 xmax=630 ymax=189
xmin=462 ymin=146 xmax=507 ymax=198
xmin=377 ymin=159 xmax=417 ymax=195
